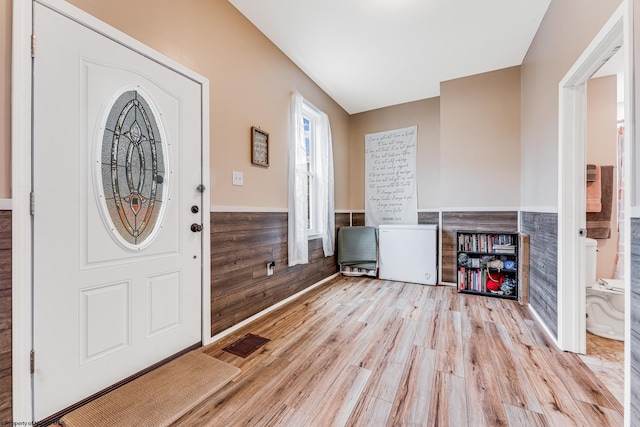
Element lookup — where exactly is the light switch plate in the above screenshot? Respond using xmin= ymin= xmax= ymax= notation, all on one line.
xmin=232 ymin=171 xmax=243 ymax=186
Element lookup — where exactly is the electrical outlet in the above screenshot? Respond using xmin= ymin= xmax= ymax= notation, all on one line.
xmin=232 ymin=171 xmax=243 ymax=186
xmin=267 ymin=261 xmax=275 ymax=276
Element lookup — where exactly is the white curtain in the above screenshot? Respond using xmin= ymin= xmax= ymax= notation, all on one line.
xmin=288 ymin=91 xmax=335 ymax=266
xmin=317 ymin=112 xmax=335 ymax=257
xmin=288 ymin=91 xmax=309 ymax=266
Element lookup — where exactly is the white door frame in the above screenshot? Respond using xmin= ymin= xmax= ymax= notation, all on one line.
xmin=557 ymin=2 xmax=628 ymax=355
xmin=12 ymin=0 xmax=211 ymax=421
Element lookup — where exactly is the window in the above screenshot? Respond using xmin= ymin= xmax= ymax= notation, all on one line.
xmin=99 ymin=89 xmax=168 ymax=249
xmin=288 ymin=92 xmax=335 ymax=266
xmin=303 ymin=109 xmax=320 ymax=236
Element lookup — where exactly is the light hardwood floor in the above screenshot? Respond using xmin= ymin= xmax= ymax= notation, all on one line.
xmin=579 ymin=332 xmax=625 ymax=406
xmin=175 ymin=276 xmax=623 ymax=426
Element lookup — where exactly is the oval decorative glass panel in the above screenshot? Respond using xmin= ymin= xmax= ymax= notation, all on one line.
xmin=99 ymin=90 xmax=167 ymax=247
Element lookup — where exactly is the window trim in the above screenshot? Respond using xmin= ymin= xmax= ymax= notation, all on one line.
xmin=302 ymin=100 xmax=323 ymax=239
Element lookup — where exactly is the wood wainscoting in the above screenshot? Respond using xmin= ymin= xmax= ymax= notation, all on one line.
xmin=441 ymin=211 xmax=518 ymax=283
xmin=351 ymin=212 xmax=365 ymax=226
xmin=0 ymin=210 xmax=11 ymax=422
xmin=631 ymin=217 xmax=640 ymax=423
xmin=350 ymin=211 xmax=439 ymax=228
xmin=418 ymin=211 xmax=439 ymax=225
xmin=520 ymin=211 xmax=558 ymax=339
xmin=210 ymin=212 xmax=349 ymax=336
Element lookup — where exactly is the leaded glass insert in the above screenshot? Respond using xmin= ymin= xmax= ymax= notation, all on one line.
xmin=101 ymin=90 xmax=166 ymax=246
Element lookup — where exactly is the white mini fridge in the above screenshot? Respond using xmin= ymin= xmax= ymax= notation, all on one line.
xmin=378 ymin=224 xmax=438 ymax=285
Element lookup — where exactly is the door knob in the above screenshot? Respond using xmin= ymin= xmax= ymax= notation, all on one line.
xmin=191 ymin=223 xmax=203 ymax=232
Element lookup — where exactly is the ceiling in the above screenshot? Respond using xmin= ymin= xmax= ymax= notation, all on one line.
xmin=228 ymin=0 xmax=552 ymax=114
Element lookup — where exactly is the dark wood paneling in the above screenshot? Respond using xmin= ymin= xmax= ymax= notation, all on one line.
xmin=0 ymin=212 xmax=9 ymax=251
xmin=520 ymin=211 xmax=558 ymax=339
xmin=210 ymin=211 xmax=340 ymax=336
xmin=335 ymin=213 xmax=350 ymax=229
xmin=631 ymin=218 xmax=640 ymax=423
xmin=441 ymin=211 xmax=518 ymax=282
xmin=0 ymin=211 xmax=10 ymax=422
xmin=351 ymin=213 xmax=365 ymax=226
xmin=418 ymin=211 xmax=439 ymax=225
xmin=343 ymin=212 xmax=439 ymax=227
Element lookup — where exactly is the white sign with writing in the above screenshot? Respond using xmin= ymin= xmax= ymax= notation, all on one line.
xmin=365 ymin=125 xmax=418 ymax=227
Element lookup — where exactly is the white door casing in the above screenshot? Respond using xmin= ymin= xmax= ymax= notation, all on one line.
xmin=557 ymin=4 xmax=634 ymax=421
xmin=557 ymin=3 xmax=628 ymax=355
xmin=31 ymin=2 xmax=208 ymax=419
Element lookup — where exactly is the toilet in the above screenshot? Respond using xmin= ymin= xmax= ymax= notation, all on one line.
xmin=585 ymin=237 xmax=625 ymax=341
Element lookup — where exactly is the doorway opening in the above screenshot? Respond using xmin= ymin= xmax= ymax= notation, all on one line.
xmin=557 ymin=0 xmax=631 ymax=412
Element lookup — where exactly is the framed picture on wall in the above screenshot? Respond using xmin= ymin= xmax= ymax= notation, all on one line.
xmin=251 ymin=126 xmax=269 ymax=167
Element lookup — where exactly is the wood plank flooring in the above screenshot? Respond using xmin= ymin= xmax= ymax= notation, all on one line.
xmin=579 ymin=332 xmax=624 ymax=406
xmin=174 ymin=276 xmax=623 ymax=426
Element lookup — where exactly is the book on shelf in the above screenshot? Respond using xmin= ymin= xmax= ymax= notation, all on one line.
xmin=458 ymin=233 xmax=516 ymax=253
xmin=494 ymin=244 xmax=515 ymax=254
xmin=458 ymin=267 xmax=487 ymax=293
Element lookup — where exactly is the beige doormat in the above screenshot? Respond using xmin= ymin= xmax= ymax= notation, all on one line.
xmin=60 ymin=351 xmax=240 ymax=427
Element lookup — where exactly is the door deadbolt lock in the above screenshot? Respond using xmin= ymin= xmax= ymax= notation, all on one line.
xmin=191 ymin=205 xmax=199 ymax=214
xmin=191 ymin=223 xmax=203 ymax=232
xmin=196 ymin=184 xmax=206 ymax=193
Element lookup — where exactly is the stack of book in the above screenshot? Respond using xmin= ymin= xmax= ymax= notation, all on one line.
xmin=493 ymin=244 xmax=515 ymax=254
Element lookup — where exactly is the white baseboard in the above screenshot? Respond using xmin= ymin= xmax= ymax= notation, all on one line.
xmin=0 ymin=198 xmax=11 ymax=210
xmin=205 ymin=273 xmax=339 ymax=345
xmin=210 ymin=205 xmax=287 ymax=213
xmin=440 ymin=206 xmax=520 ymax=212
xmin=519 ymin=206 xmax=558 ymax=214
xmin=527 ymin=304 xmax=561 ymax=349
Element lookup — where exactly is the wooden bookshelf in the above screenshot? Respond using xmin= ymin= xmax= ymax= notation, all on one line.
xmin=456 ymin=231 xmax=518 ymax=300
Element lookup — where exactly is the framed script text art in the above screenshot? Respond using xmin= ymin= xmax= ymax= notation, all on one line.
xmin=251 ymin=126 xmax=269 ymax=167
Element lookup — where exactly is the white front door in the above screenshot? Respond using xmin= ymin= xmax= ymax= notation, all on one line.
xmin=32 ymin=3 xmax=204 ymax=419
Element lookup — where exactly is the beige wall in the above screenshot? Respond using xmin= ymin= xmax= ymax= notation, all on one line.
xmin=440 ymin=66 xmax=521 ymax=208
xmin=587 ymin=75 xmax=619 ymax=279
xmin=5 ymin=0 xmax=350 ymax=210
xmin=349 ymin=67 xmax=521 ymax=211
xmin=520 ymin=0 xmax=622 ymax=209
xmin=348 ymin=98 xmax=440 ymax=210
xmin=0 ymin=0 xmax=11 ymax=198
xmin=4 ymin=0 xmax=623 ymax=213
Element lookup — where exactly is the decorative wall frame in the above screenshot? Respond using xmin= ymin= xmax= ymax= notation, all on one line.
xmin=251 ymin=126 xmax=269 ymax=167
